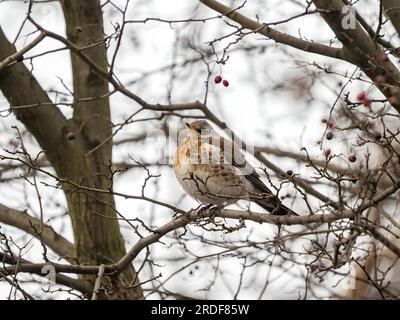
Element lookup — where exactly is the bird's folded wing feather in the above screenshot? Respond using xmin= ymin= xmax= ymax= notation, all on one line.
xmin=207 ymin=136 xmax=275 ymax=196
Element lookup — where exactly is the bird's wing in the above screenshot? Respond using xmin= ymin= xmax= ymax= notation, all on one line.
xmin=204 ymin=134 xmax=298 ymax=215
xmin=207 ymin=135 xmax=275 ymax=195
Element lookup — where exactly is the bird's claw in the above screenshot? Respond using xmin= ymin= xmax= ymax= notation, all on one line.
xmin=197 ymin=204 xmax=220 ymax=219
xmin=208 ymin=205 xmax=221 ymax=219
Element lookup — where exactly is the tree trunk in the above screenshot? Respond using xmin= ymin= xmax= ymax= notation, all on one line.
xmin=0 ymin=0 xmax=144 ymax=299
xmin=58 ymin=0 xmax=143 ymax=299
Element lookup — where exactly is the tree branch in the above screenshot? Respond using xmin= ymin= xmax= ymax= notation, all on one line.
xmin=0 ymin=27 xmax=77 ymax=177
xmin=0 ymin=251 xmax=92 ymax=295
xmin=312 ymin=0 xmax=400 ymax=110
xmin=0 ymin=203 xmax=73 ymax=262
xmin=91 ymin=264 xmax=105 ymax=300
xmin=0 ymin=32 xmax=46 ymax=71
xmin=382 ymin=0 xmax=400 ymax=37
xmin=0 ymin=208 xmax=354 ymax=277
xmin=198 ymin=0 xmax=344 ymax=60
xmin=3 ymin=175 xmax=400 ymax=279
xmin=199 ymin=0 xmax=400 ymax=110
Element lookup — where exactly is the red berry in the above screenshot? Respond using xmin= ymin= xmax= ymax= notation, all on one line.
xmin=222 ymin=79 xmax=229 ymax=87
xmin=363 ymin=99 xmax=372 ymax=107
xmin=324 ymin=149 xmax=331 ymax=157
xmin=327 ymin=119 xmax=335 ymax=129
xmin=348 ymin=154 xmax=357 ymax=163
xmin=357 ymin=91 xmax=366 ymax=101
xmin=214 ymin=75 xmax=222 ymax=84
xmin=365 ymin=121 xmax=374 ymax=130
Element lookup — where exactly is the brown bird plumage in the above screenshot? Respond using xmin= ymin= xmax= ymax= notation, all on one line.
xmin=174 ymin=120 xmax=298 ymax=216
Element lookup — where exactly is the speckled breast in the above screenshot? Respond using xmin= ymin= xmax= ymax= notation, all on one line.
xmin=174 ymin=138 xmax=248 ymax=206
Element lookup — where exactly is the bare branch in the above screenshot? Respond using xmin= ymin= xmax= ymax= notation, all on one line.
xmin=0 ymin=32 xmax=46 ymax=71
xmin=0 ymin=203 xmax=73 ymax=262
xmin=198 ymin=0 xmax=344 ymax=60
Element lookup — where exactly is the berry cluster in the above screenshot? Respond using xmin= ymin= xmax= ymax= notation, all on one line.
xmin=214 ymin=75 xmax=229 ymax=87
xmin=323 ymin=148 xmax=357 ymax=163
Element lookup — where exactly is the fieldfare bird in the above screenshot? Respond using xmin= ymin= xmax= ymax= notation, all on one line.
xmin=174 ymin=120 xmax=298 ymax=215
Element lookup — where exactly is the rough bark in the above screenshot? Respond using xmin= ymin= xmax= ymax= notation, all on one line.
xmin=60 ymin=0 xmax=143 ymax=298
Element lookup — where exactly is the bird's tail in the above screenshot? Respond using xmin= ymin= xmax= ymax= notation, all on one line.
xmin=255 ymin=199 xmax=299 ymax=216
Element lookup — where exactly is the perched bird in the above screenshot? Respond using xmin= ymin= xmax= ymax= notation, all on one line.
xmin=174 ymin=120 xmax=298 ymax=215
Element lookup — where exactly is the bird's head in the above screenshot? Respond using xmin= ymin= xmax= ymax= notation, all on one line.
xmin=185 ymin=120 xmax=215 ymax=141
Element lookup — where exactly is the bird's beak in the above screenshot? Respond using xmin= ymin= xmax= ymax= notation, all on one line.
xmin=186 ymin=123 xmax=194 ymax=130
